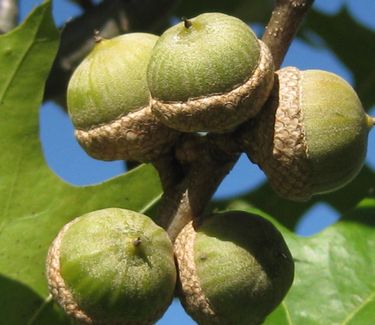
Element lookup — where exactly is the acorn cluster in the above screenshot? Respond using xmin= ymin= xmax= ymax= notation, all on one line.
xmin=47 ymin=208 xmax=294 ymax=325
xmin=46 ymin=12 xmax=373 ymax=325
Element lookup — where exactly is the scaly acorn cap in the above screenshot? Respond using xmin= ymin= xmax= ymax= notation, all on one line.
xmin=174 ymin=211 xmax=294 ymax=325
xmin=147 ymin=13 xmax=274 ymax=133
xmin=46 ymin=208 xmax=177 ymax=325
xmin=67 ymin=33 xmax=179 ymax=162
xmin=243 ymin=67 xmax=373 ymax=201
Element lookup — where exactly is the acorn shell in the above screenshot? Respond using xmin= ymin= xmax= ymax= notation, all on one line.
xmin=174 ymin=211 xmax=294 ymax=325
xmin=244 ymin=67 xmax=371 ymax=201
xmin=147 ymin=13 xmax=274 ymax=133
xmin=67 ymin=33 xmax=179 ymax=162
xmin=46 ymin=208 xmax=177 ymax=325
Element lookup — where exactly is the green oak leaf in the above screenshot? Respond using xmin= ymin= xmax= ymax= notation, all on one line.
xmin=0 ymin=3 xmax=162 ymax=324
xmin=219 ymin=198 xmax=375 ymax=325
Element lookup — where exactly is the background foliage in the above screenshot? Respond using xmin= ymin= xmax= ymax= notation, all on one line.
xmin=0 ymin=1 xmax=374 ymax=324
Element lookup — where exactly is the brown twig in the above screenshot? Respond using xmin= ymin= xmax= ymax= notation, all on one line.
xmin=262 ymin=0 xmax=315 ymax=69
xmin=158 ymin=0 xmax=315 ymax=242
xmin=0 ymin=0 xmax=18 ymax=34
xmin=152 ymin=152 xmax=184 ymax=193
xmin=157 ymin=137 xmax=238 ymax=241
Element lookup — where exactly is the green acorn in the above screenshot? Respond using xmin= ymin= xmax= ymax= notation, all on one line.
xmin=174 ymin=211 xmax=294 ymax=325
xmin=147 ymin=13 xmax=274 ymax=133
xmin=243 ymin=67 xmax=374 ymax=201
xmin=67 ymin=33 xmax=179 ymax=163
xmin=46 ymin=208 xmax=177 ymax=324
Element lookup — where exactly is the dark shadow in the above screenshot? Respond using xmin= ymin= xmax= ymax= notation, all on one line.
xmin=0 ymin=275 xmax=69 ymax=325
xmin=341 ymin=199 xmax=375 ymax=227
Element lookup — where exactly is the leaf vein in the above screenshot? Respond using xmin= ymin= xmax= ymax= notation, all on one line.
xmin=282 ymin=301 xmax=293 ymax=325
xmin=340 ymin=290 xmax=375 ymax=325
xmin=0 ymin=10 xmax=45 ymax=103
xmin=139 ymin=193 xmax=163 ymax=214
xmin=27 ymin=294 xmax=53 ymax=325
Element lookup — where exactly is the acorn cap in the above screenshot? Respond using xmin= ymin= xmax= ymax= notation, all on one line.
xmin=244 ymin=67 xmax=372 ymax=201
xmin=174 ymin=211 xmax=294 ymax=325
xmin=147 ymin=13 xmax=274 ymax=133
xmin=75 ymin=105 xmax=178 ymax=162
xmin=67 ymin=33 xmax=179 ymax=162
xmin=46 ymin=208 xmax=177 ymax=325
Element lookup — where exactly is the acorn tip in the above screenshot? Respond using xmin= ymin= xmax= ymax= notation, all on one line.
xmin=181 ymin=17 xmax=192 ymax=29
xmin=133 ymin=237 xmax=142 ymax=247
xmin=93 ymin=29 xmax=103 ymax=43
xmin=366 ymin=115 xmax=375 ymax=128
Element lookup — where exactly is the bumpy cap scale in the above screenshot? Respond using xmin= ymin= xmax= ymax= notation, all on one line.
xmin=46 ymin=208 xmax=177 ymax=325
xmin=67 ymin=33 xmax=179 ymax=162
xmin=147 ymin=13 xmax=274 ymax=133
xmin=244 ymin=67 xmax=373 ymax=201
xmin=174 ymin=211 xmax=294 ymax=325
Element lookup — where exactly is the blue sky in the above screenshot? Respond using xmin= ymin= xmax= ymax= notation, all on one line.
xmin=18 ymin=1 xmax=375 ymax=323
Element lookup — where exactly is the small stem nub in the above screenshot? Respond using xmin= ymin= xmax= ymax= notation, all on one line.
xmin=182 ymin=17 xmax=192 ymax=29
xmin=133 ymin=237 xmax=142 ymax=247
xmin=366 ymin=115 xmax=375 ymax=128
xmin=93 ymin=29 xmax=102 ymax=43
